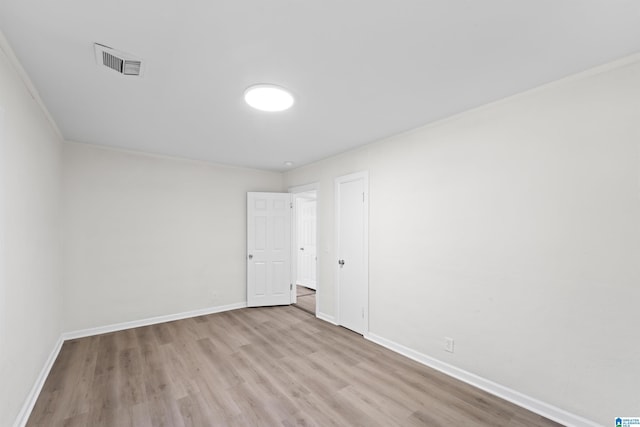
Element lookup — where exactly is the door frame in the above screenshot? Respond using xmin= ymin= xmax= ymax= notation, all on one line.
xmin=289 ymin=182 xmax=319 ymax=314
xmin=334 ymin=171 xmax=369 ymax=334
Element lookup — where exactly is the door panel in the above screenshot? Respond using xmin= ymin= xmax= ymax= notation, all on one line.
xmin=247 ymin=192 xmax=292 ymax=307
xmin=254 ymin=262 xmax=267 ymax=296
xmin=255 ymin=217 xmax=267 ymax=249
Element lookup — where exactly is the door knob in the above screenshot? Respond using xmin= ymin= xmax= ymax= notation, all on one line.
xmin=300 ymin=247 xmax=305 ymax=251
xmin=248 ymin=254 xmax=253 ymax=260
xmin=338 ymin=259 xmax=345 ymax=266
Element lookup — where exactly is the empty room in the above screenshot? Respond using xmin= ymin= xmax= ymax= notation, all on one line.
xmin=1 ymin=1 xmax=639 ymax=426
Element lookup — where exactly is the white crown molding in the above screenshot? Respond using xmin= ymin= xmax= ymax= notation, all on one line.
xmin=365 ymin=332 xmax=603 ymax=427
xmin=293 ymin=52 xmax=640 ymax=176
xmin=371 ymin=52 xmax=640 ymax=150
xmin=0 ymin=29 xmax=63 ymax=141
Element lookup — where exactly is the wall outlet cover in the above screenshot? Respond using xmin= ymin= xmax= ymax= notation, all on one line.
xmin=445 ymin=337 xmax=454 ymax=353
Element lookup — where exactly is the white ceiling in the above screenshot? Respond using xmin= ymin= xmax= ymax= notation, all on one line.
xmin=1 ymin=1 xmax=639 ymax=171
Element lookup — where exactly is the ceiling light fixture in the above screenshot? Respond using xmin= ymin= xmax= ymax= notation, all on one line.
xmin=244 ymin=84 xmax=294 ymax=112
xmin=284 ymin=161 xmax=295 ymax=167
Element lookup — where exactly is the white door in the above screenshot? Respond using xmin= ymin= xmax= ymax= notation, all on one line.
xmin=335 ymin=172 xmax=368 ymax=334
xmin=247 ymin=192 xmax=292 ymax=307
xmin=296 ymin=198 xmax=317 ymax=290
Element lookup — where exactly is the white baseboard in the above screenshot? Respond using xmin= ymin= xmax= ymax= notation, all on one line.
xmin=13 ymin=336 xmax=64 ymax=427
xmin=316 ymin=311 xmax=337 ymax=325
xmin=365 ymin=332 xmax=601 ymax=427
xmin=63 ymin=302 xmax=247 ymax=340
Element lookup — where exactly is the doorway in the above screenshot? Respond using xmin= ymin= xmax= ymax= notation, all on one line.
xmin=294 ymin=284 xmax=316 ymax=315
xmin=335 ymin=171 xmax=368 ymax=335
xmin=290 ymin=184 xmax=319 ymax=316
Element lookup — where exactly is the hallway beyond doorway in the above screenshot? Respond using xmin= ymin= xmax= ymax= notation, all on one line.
xmin=294 ymin=285 xmax=315 ymax=315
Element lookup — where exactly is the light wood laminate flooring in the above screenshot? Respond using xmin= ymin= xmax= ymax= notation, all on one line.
xmin=27 ymin=306 xmax=562 ymax=426
xmin=294 ymin=285 xmax=316 ymax=315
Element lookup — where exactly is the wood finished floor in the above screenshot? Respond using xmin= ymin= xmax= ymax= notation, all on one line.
xmin=293 ymin=285 xmax=316 ymax=315
xmin=27 ymin=306 xmax=562 ymax=427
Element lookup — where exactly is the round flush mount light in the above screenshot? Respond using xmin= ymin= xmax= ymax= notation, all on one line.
xmin=244 ymin=84 xmax=294 ymax=112
xmin=283 ymin=161 xmax=295 ymax=167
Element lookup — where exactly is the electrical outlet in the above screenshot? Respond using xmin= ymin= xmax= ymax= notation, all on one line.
xmin=444 ymin=337 xmax=454 ymax=353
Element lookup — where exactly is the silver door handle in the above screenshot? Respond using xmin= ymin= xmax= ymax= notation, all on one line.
xmin=338 ymin=259 xmax=345 ymax=266
xmin=248 ymin=254 xmax=253 ymax=260
xmin=300 ymin=247 xmax=304 ymax=251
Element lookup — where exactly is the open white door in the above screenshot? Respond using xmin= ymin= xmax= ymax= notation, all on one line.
xmin=296 ymin=198 xmax=317 ymax=290
xmin=247 ymin=192 xmax=292 ymax=307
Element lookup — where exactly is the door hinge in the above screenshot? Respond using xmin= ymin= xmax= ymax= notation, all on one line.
xmin=290 ymin=202 xmax=293 ymax=208
xmin=362 ymin=192 xmax=365 ymax=202
xmin=290 ymin=283 xmax=293 ymax=290
xmin=362 ymin=308 xmax=365 ymax=318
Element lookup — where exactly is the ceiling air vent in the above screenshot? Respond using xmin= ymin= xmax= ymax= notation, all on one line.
xmin=94 ymin=43 xmax=144 ymax=77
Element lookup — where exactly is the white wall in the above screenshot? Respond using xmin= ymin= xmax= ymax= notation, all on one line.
xmin=62 ymin=142 xmax=283 ymax=332
xmin=285 ymin=56 xmax=640 ymax=425
xmin=0 ymin=33 xmax=63 ymax=427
